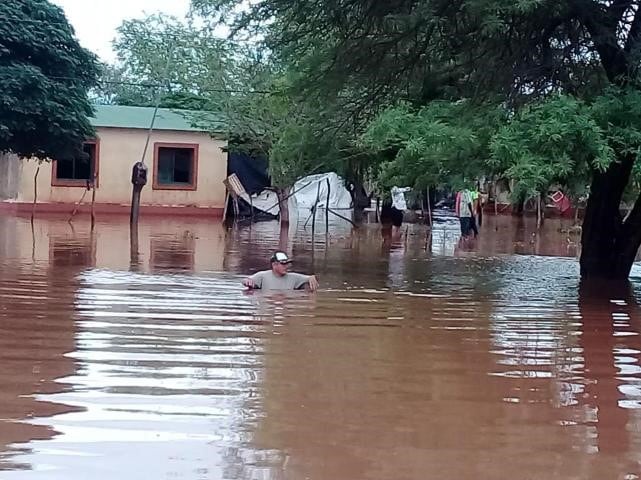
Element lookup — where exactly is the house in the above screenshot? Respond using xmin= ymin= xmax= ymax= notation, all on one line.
xmin=0 ymin=105 xmax=228 ymax=216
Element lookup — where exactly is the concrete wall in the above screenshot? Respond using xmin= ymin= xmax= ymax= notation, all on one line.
xmin=0 ymin=153 xmax=22 ymax=200
xmin=17 ymin=128 xmax=228 ymax=209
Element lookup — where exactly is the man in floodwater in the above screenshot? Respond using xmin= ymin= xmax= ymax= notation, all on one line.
xmin=242 ymin=251 xmax=320 ymax=291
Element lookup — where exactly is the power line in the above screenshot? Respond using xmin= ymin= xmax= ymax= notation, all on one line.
xmin=96 ymin=79 xmax=271 ymax=95
xmin=23 ymin=74 xmax=273 ymax=95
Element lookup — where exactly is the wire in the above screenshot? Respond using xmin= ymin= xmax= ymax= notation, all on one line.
xmin=11 ymin=74 xmax=274 ymax=96
xmin=95 ymin=79 xmax=272 ymax=96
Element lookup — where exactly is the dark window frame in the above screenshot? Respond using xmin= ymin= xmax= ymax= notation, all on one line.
xmin=152 ymin=142 xmax=199 ymax=191
xmin=51 ymin=140 xmax=100 ymax=188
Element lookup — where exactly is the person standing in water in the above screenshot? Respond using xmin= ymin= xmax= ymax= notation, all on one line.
xmin=390 ymin=186 xmax=411 ymax=232
xmin=242 ymin=251 xmax=319 ymax=291
xmin=456 ymin=187 xmax=475 ymax=239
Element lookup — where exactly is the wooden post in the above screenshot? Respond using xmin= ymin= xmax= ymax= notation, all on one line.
xmin=278 ymin=187 xmax=290 ymax=226
xmin=426 ymin=187 xmax=433 ymax=227
xmin=69 ymin=188 xmax=89 ymax=222
xmin=222 ymin=192 xmax=230 ymax=223
xmin=311 ymin=181 xmax=321 ymax=238
xmin=130 ymin=184 xmax=143 ymax=227
xmin=130 ymin=161 xmax=147 ymax=228
xmin=325 ymin=178 xmax=330 ymax=233
xmin=375 ymin=197 xmax=380 ymax=223
xmin=130 ymin=222 xmax=139 ymax=270
xmin=494 ymin=184 xmax=498 ymax=215
xmin=90 ymin=177 xmax=97 ymax=231
xmin=232 ymin=197 xmax=240 ymax=218
xmin=31 ymin=165 xmax=40 ymax=223
xmin=537 ymin=193 xmax=542 ymax=229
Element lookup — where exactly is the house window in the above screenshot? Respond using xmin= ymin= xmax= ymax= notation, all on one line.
xmin=52 ymin=141 xmax=99 ymax=187
xmin=153 ymin=143 xmax=198 ymax=190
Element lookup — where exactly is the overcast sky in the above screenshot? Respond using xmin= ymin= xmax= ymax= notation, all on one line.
xmin=51 ymin=0 xmax=192 ymax=62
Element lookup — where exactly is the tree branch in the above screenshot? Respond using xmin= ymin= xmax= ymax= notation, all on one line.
xmin=580 ymin=2 xmax=630 ymax=83
xmin=625 ymin=6 xmax=641 ymax=52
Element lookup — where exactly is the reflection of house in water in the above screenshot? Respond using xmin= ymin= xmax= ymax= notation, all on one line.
xmin=50 ymin=236 xmax=97 ymax=267
xmin=0 ymin=231 xmax=83 ymax=469
xmin=0 ymin=215 xmax=261 ymax=476
xmin=149 ymin=233 xmax=196 ymax=272
xmin=6 ymin=216 xmax=226 ymax=273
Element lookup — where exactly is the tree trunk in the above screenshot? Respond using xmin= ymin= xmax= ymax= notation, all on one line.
xmin=426 ymin=187 xmax=433 ymax=227
xmin=349 ymin=180 xmax=370 ymax=223
xmin=277 ymin=187 xmax=290 ymax=226
xmin=580 ymin=155 xmax=639 ymax=279
xmin=536 ymin=194 xmax=543 ymax=229
xmin=31 ymin=165 xmax=40 ymax=222
xmin=514 ymin=198 xmax=525 ymax=216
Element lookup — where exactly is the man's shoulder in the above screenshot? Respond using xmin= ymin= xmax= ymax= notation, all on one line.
xmin=286 ymin=272 xmax=309 ymax=279
xmin=253 ymin=270 xmax=272 ymax=277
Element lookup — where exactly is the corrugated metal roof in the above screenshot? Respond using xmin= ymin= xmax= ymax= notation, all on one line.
xmin=91 ymin=105 xmax=226 ymax=133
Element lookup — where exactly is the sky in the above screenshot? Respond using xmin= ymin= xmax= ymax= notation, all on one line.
xmin=51 ymin=0 xmax=192 ymax=62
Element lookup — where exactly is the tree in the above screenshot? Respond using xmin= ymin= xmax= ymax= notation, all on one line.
xmin=195 ymin=0 xmax=641 ymax=279
xmin=362 ymin=100 xmax=504 ymax=195
xmin=94 ymin=14 xmax=232 ymax=109
xmin=489 ymin=95 xmax=613 ymax=208
xmin=0 ymin=0 xmax=98 ymax=160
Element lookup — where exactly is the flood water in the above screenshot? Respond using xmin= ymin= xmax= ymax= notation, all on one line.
xmin=1 ymin=212 xmax=641 ymax=479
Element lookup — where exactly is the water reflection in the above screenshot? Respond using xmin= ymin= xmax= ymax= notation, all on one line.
xmin=0 ymin=214 xmax=641 ymax=479
xmin=573 ymin=280 xmax=641 ymax=472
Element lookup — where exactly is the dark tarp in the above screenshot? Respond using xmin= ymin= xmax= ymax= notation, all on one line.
xmin=226 ymin=152 xmax=277 ymax=220
xmin=227 ymin=152 xmax=270 ymax=195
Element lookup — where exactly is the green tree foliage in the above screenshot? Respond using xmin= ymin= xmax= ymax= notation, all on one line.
xmin=194 ymin=0 xmax=641 ymax=278
xmin=0 ymin=0 xmax=99 ymax=159
xmin=95 ymin=14 xmax=234 ymax=109
xmin=489 ymin=95 xmax=613 ymax=202
xmin=103 ymin=11 xmax=381 ymax=198
xmin=362 ymin=101 xmax=504 ymax=192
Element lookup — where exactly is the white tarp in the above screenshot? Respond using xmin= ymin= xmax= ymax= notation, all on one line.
xmin=291 ymin=172 xmax=353 ymax=211
xmin=241 ymin=172 xmax=352 ymax=217
xmin=242 ymin=189 xmax=280 ymax=216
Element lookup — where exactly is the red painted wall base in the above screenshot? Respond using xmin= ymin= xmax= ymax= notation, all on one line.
xmin=0 ymin=201 xmax=224 ymax=217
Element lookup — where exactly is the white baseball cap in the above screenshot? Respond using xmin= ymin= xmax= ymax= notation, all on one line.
xmin=270 ymin=251 xmax=292 ymax=264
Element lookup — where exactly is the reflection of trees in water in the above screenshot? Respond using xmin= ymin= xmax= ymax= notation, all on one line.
xmin=252 ymin=291 xmax=503 ymax=479
xmin=572 ymin=280 xmax=641 ymax=467
xmin=488 ymin=270 xmax=641 ymax=476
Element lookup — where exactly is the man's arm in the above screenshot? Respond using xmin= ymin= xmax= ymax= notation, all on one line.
xmin=242 ymin=272 xmax=263 ymax=289
xmin=306 ymin=275 xmax=319 ymax=292
xmin=292 ymin=273 xmax=319 ymax=292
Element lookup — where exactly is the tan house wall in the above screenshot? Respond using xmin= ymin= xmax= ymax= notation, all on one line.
xmin=16 ymin=127 xmax=227 ymax=211
xmin=0 ymin=153 xmax=22 ymax=200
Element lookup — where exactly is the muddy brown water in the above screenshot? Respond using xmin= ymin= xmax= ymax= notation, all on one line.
xmin=1 ymin=212 xmax=641 ymax=479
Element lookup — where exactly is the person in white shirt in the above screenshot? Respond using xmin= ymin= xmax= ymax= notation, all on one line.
xmin=389 ymin=186 xmax=411 ymax=230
